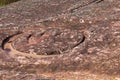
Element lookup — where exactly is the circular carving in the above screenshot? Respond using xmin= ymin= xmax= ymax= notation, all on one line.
xmin=10 ymin=28 xmax=85 ymax=55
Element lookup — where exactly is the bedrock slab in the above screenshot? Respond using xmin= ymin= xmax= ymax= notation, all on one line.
xmin=0 ymin=0 xmax=120 ymax=80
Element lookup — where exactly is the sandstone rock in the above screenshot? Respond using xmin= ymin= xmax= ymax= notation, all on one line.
xmin=0 ymin=0 xmax=120 ymax=79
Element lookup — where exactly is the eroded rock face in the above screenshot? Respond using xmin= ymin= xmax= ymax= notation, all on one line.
xmin=0 ymin=0 xmax=120 ymax=80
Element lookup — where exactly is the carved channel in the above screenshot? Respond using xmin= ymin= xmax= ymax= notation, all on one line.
xmin=2 ymin=28 xmax=85 ymax=57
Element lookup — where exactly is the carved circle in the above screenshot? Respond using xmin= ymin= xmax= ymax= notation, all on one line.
xmin=11 ymin=28 xmax=85 ymax=55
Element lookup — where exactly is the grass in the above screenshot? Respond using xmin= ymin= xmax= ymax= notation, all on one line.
xmin=0 ymin=0 xmax=19 ymax=6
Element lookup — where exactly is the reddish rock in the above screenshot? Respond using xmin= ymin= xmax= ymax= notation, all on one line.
xmin=0 ymin=0 xmax=120 ymax=80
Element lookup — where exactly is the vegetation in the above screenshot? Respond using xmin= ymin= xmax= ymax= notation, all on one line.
xmin=0 ymin=0 xmax=19 ymax=6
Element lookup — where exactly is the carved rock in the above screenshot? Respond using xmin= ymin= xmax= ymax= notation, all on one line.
xmin=0 ymin=0 xmax=120 ymax=79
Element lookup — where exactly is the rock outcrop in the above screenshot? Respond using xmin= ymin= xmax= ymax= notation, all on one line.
xmin=0 ymin=0 xmax=120 ymax=80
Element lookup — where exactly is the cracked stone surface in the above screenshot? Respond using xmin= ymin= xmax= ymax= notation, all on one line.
xmin=0 ymin=0 xmax=120 ymax=80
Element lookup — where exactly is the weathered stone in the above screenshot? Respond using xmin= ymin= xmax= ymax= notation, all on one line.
xmin=0 ymin=0 xmax=120 ymax=80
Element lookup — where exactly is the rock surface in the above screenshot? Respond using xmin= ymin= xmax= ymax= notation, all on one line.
xmin=0 ymin=0 xmax=120 ymax=80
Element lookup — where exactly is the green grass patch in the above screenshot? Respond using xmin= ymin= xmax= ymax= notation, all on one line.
xmin=0 ymin=0 xmax=19 ymax=6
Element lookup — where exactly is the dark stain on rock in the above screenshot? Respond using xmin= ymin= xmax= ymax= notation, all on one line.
xmin=1 ymin=32 xmax=22 ymax=50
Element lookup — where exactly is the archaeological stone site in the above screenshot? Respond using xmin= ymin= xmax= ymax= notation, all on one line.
xmin=0 ymin=0 xmax=120 ymax=80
